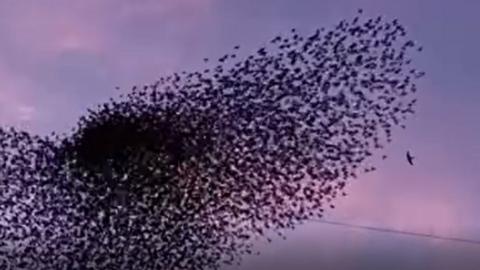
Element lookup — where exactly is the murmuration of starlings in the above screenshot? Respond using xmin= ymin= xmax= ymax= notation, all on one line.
xmin=0 ymin=10 xmax=424 ymax=270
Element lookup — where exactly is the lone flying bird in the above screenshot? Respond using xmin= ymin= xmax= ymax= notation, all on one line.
xmin=406 ymin=151 xmax=415 ymax=165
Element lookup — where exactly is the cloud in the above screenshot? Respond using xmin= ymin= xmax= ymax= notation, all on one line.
xmin=222 ymin=219 xmax=480 ymax=270
xmin=0 ymin=64 xmax=37 ymax=125
xmin=0 ymin=0 xmax=215 ymax=134
xmin=16 ymin=105 xmax=36 ymax=122
xmin=331 ymin=169 xmax=468 ymax=238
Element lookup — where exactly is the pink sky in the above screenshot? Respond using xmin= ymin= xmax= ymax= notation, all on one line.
xmin=0 ymin=0 xmax=479 ymax=269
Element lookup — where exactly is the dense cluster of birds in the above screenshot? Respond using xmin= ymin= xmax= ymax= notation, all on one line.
xmin=0 ymin=11 xmax=424 ymax=270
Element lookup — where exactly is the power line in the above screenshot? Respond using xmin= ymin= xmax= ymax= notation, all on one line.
xmin=312 ymin=219 xmax=480 ymax=246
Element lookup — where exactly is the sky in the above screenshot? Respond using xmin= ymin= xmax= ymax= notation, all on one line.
xmin=0 ymin=0 xmax=479 ymax=269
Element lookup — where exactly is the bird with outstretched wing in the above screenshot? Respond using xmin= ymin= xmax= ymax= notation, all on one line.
xmin=406 ymin=151 xmax=415 ymax=165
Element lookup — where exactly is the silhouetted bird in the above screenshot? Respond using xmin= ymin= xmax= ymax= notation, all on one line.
xmin=406 ymin=151 xmax=415 ymax=165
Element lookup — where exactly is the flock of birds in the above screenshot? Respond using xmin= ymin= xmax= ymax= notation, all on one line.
xmin=0 ymin=10 xmax=423 ymax=270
